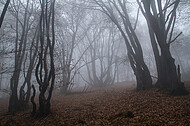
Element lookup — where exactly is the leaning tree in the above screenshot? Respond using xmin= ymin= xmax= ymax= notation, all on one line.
xmin=0 ymin=0 xmax=10 ymax=28
xmin=94 ymin=0 xmax=152 ymax=91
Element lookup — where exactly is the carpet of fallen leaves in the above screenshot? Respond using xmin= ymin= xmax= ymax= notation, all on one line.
xmin=0 ymin=83 xmax=190 ymax=126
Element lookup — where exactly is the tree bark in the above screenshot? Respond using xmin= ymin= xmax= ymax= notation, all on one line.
xmin=35 ymin=0 xmax=55 ymax=116
xmin=138 ymin=0 xmax=188 ymax=95
xmin=31 ymin=85 xmax=36 ymax=116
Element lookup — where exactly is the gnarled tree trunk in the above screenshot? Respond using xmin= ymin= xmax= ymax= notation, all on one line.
xmin=35 ymin=0 xmax=55 ymax=116
xmin=138 ymin=0 xmax=188 ymax=95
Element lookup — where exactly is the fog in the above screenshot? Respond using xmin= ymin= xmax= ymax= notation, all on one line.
xmin=0 ymin=0 xmax=190 ymax=125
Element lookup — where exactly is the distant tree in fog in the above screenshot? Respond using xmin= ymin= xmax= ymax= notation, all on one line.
xmin=54 ymin=1 xmax=90 ymax=94
xmin=82 ymin=16 xmax=118 ymax=87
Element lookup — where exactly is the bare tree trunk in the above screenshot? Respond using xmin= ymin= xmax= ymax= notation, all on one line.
xmin=138 ymin=0 xmax=188 ymax=95
xmin=8 ymin=0 xmax=30 ymax=113
xmin=31 ymin=85 xmax=36 ymax=116
xmin=18 ymin=28 xmax=39 ymax=110
xmin=0 ymin=0 xmax=10 ymax=28
xmin=35 ymin=0 xmax=55 ymax=116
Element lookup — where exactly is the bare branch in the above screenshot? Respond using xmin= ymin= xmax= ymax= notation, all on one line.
xmin=168 ymin=32 xmax=182 ymax=45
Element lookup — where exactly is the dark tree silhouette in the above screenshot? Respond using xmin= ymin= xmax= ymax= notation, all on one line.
xmin=31 ymin=85 xmax=36 ymax=116
xmin=18 ymin=28 xmax=39 ymax=110
xmin=0 ymin=0 xmax=10 ymax=28
xmin=35 ymin=0 xmax=56 ymax=116
xmin=137 ymin=0 xmax=188 ymax=95
xmin=8 ymin=0 xmax=32 ymax=114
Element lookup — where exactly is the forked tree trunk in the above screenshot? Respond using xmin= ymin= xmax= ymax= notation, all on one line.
xmin=8 ymin=0 xmax=31 ymax=114
xmin=138 ymin=0 xmax=188 ymax=95
xmin=35 ymin=0 xmax=55 ymax=116
xmin=18 ymin=28 xmax=39 ymax=110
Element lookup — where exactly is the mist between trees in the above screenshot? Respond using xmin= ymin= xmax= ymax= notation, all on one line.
xmin=0 ymin=0 xmax=189 ymax=116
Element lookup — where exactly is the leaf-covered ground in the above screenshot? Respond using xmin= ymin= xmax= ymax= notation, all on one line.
xmin=0 ymin=83 xmax=190 ymax=126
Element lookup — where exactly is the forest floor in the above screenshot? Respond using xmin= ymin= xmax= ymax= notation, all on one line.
xmin=0 ymin=83 xmax=190 ymax=126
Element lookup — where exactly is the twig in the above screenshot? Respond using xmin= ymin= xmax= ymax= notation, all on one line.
xmin=168 ymin=32 xmax=182 ymax=45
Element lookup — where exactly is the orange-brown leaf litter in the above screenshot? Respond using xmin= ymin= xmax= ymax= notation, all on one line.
xmin=0 ymin=83 xmax=190 ymax=126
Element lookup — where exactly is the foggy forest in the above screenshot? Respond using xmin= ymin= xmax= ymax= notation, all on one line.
xmin=0 ymin=0 xmax=190 ymax=125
